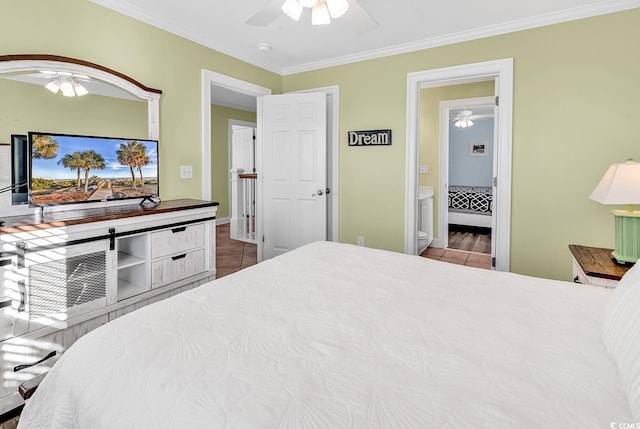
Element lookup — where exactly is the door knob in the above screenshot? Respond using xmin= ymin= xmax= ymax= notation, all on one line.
xmin=312 ymin=189 xmax=324 ymax=196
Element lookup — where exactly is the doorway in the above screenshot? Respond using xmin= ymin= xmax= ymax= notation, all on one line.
xmin=201 ymin=71 xmax=339 ymax=265
xmin=405 ymin=58 xmax=513 ymax=271
xmin=440 ymin=96 xmax=495 ymax=255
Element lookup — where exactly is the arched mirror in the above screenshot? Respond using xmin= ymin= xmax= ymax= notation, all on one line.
xmin=0 ymin=55 xmax=161 ymax=215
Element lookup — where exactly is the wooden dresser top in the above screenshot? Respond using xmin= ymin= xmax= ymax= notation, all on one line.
xmin=0 ymin=199 xmax=218 ymax=235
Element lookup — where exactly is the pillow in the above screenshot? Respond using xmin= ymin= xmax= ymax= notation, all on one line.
xmin=602 ymin=260 xmax=640 ymax=418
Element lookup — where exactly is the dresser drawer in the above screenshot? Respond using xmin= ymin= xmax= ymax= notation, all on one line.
xmin=151 ymin=249 xmax=205 ymax=289
xmin=151 ymin=223 xmax=205 ymax=259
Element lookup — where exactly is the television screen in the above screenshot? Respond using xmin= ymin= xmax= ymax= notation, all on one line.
xmin=28 ymin=132 xmax=159 ymax=207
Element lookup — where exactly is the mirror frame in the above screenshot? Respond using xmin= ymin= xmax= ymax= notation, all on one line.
xmin=0 ymin=54 xmax=162 ymax=139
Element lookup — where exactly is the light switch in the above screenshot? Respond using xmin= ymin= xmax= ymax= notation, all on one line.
xmin=180 ymin=165 xmax=193 ymax=179
xmin=419 ymin=165 xmax=429 ymax=174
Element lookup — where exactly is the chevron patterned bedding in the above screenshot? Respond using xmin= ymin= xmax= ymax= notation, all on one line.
xmin=448 ymin=185 xmax=492 ymax=215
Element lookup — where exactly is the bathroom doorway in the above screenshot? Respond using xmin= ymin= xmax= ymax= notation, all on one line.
xmin=442 ymin=97 xmax=495 ymax=255
xmin=405 ymin=58 xmax=513 ymax=271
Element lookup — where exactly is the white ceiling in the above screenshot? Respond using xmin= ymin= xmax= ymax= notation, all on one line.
xmin=89 ymin=0 xmax=639 ymax=75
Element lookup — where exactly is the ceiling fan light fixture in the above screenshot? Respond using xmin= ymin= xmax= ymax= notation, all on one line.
xmin=45 ymin=79 xmax=61 ymax=94
xmin=73 ymin=81 xmax=88 ymax=96
xmin=325 ymin=0 xmax=348 ymax=19
xmin=282 ymin=0 xmax=303 ymax=20
xmin=311 ymin=1 xmax=330 ymax=25
xmin=454 ymin=118 xmax=474 ymax=128
xmin=60 ymin=81 xmax=75 ymax=97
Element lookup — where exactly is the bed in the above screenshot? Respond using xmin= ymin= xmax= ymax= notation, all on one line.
xmin=18 ymin=241 xmax=637 ymax=428
xmin=448 ymin=185 xmax=493 ymax=228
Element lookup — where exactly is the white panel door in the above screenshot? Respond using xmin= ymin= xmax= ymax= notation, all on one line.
xmin=231 ymin=126 xmax=255 ymax=172
xmin=259 ymin=93 xmax=327 ymax=260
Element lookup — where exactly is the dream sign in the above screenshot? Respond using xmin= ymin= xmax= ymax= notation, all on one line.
xmin=347 ymin=129 xmax=392 ymax=146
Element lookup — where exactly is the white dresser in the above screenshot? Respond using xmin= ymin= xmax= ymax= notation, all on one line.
xmin=0 ymin=199 xmax=218 ymax=414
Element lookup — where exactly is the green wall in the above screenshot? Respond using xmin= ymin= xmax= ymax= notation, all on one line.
xmin=3 ymin=0 xmax=639 ymax=281
xmin=420 ymin=82 xmax=495 ymax=240
xmin=1 ymin=0 xmax=281 ymax=201
xmin=283 ymin=9 xmax=640 ymax=280
xmin=0 ymin=78 xmax=147 ymax=142
xmin=210 ymin=105 xmax=256 ymax=219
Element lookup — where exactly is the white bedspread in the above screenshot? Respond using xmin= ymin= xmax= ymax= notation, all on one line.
xmin=18 ymin=241 xmax=631 ymax=428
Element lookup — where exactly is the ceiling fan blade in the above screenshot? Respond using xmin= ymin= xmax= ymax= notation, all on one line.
xmin=341 ymin=0 xmax=378 ymax=34
xmin=246 ymin=0 xmax=284 ymax=26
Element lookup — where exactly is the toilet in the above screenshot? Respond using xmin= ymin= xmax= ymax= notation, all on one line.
xmin=417 ymin=186 xmax=434 ymax=254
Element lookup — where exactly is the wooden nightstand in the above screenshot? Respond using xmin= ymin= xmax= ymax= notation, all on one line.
xmin=569 ymin=244 xmax=633 ymax=288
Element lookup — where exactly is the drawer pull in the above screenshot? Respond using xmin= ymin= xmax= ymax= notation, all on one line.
xmin=573 ymin=276 xmax=582 ymax=284
xmin=14 ymin=351 xmax=56 ymax=372
xmin=171 ymin=254 xmax=187 ymax=261
xmin=171 ymin=227 xmax=187 ymax=233
xmin=0 ymin=258 xmax=11 ymax=267
xmin=17 ymin=280 xmax=26 ymax=312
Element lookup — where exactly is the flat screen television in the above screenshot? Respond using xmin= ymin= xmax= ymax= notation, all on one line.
xmin=28 ymin=132 xmax=159 ymax=207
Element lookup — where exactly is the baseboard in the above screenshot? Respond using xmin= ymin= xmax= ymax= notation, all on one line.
xmin=216 ymin=216 xmax=230 ymax=225
xmin=431 ymin=238 xmax=444 ymax=249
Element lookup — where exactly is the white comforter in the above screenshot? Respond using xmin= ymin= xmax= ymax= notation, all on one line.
xmin=19 ymin=242 xmax=631 ymax=428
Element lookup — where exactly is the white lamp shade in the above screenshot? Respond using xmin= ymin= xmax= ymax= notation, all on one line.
xmin=590 ymin=160 xmax=640 ymax=204
xmin=312 ymin=1 xmax=331 ymax=25
xmin=325 ymin=0 xmax=348 ymax=18
xmin=282 ymin=0 xmax=303 ymax=20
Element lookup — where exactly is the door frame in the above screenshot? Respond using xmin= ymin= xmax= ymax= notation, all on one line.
xmin=201 ymin=69 xmax=271 ymax=202
xmin=201 ymin=72 xmax=339 ymax=259
xmin=405 ymin=58 xmax=513 ymax=271
xmin=437 ymin=96 xmax=495 ymax=250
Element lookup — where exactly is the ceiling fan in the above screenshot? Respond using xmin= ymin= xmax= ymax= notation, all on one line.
xmin=246 ymin=0 xmax=379 ymax=33
xmin=450 ymin=108 xmax=494 ymax=128
xmin=39 ymin=70 xmax=92 ymax=97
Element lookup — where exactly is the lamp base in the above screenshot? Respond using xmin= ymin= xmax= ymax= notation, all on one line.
xmin=612 ymin=210 xmax=640 ymax=264
xmin=611 ymin=250 xmax=638 ymax=264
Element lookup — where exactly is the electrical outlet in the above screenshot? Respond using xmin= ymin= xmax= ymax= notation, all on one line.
xmin=357 ymin=236 xmax=364 ymax=246
xmin=180 ymin=165 xmax=193 ymax=179
xmin=418 ymin=165 xmax=429 ymax=174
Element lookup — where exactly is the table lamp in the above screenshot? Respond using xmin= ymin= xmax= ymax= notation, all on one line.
xmin=590 ymin=159 xmax=640 ymax=264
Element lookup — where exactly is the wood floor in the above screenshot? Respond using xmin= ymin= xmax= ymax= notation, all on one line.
xmin=0 ymin=407 xmax=20 ymax=429
xmin=447 ymin=225 xmax=492 ymax=254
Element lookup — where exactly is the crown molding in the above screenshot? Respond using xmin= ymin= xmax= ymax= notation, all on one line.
xmin=89 ymin=0 xmax=283 ymax=75
xmin=91 ymin=0 xmax=640 ymax=77
xmin=281 ymin=0 xmax=640 ymax=75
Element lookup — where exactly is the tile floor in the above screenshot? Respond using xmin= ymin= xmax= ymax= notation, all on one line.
xmin=216 ymin=222 xmax=491 ymax=275
xmin=420 ymin=246 xmax=492 ymax=269
xmin=216 ymin=223 xmax=257 ymax=278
